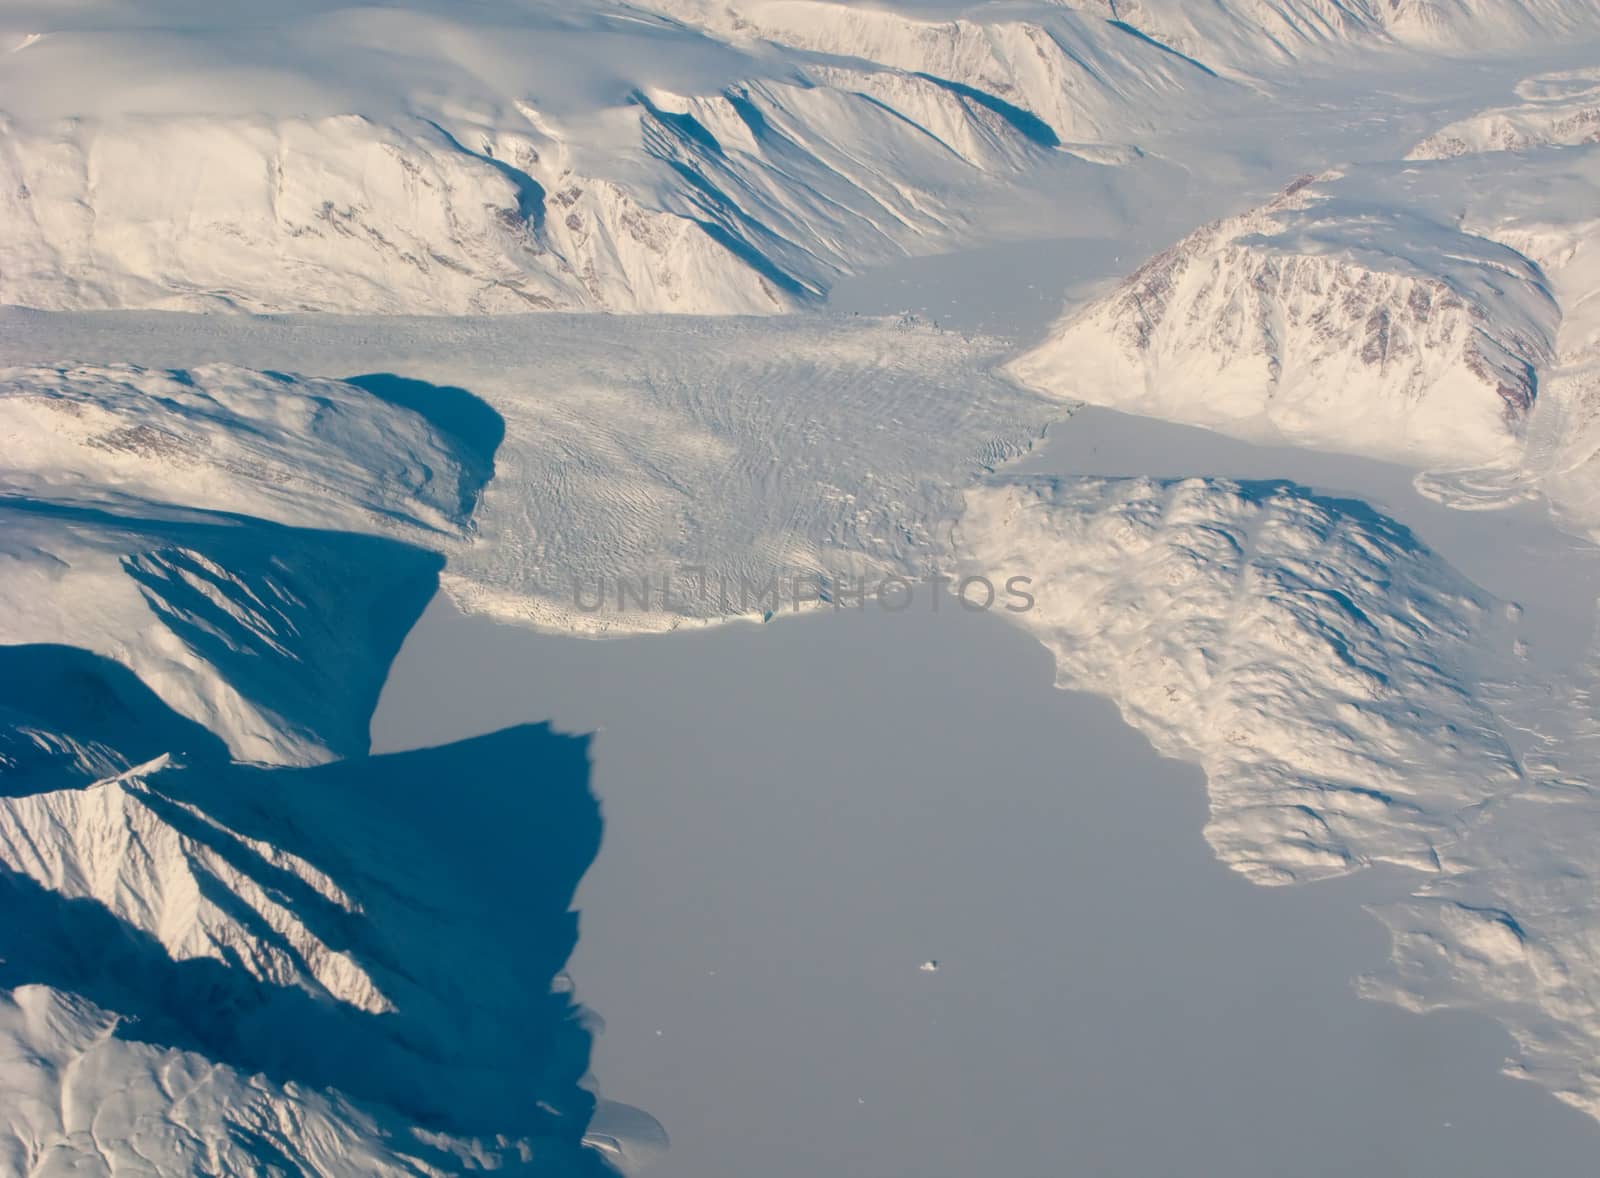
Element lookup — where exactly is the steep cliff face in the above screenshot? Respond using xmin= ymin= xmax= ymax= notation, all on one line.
xmin=1010 ymin=171 xmax=1560 ymax=465
xmin=0 ymin=364 xmax=478 ymax=763
xmin=0 ymin=703 xmax=613 ymax=1177
xmin=0 ymin=0 xmax=1214 ymax=315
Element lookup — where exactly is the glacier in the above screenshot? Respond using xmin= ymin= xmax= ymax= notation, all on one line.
xmin=9 ymin=0 xmax=1600 ymax=1171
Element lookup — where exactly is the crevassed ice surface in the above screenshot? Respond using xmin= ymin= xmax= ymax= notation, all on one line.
xmin=9 ymin=0 xmax=1600 ymax=1173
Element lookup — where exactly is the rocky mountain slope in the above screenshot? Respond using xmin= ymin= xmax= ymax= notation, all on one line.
xmin=9 ymin=0 xmax=1600 ymax=316
xmin=0 ymin=363 xmax=482 ymax=762
xmin=0 ymin=0 xmax=1205 ymax=314
xmin=0 ymin=358 xmax=642 ymax=1174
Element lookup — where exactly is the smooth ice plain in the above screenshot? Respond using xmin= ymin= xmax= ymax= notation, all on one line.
xmin=374 ymin=590 xmax=1600 ymax=1178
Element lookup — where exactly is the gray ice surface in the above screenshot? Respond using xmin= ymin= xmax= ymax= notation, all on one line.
xmin=373 ymin=591 xmax=1600 ymax=1178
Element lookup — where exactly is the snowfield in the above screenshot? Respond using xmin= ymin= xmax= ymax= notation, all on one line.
xmin=0 ymin=983 xmax=469 ymax=1178
xmin=1409 ymin=66 xmax=1600 ymax=158
xmin=0 ymin=363 xmax=476 ymax=763
xmin=1009 ymin=166 xmax=1565 ymax=467
xmin=7 ymin=0 xmax=1600 ymax=316
xmin=0 ymin=0 xmax=1188 ymax=315
xmin=9 ymin=0 xmax=1600 ymax=1172
xmin=954 ymin=474 xmax=1521 ymax=886
xmin=0 ymin=363 xmax=483 ymax=533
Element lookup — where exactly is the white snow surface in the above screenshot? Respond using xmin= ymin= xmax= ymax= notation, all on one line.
xmin=955 ymin=474 xmax=1520 ymax=885
xmin=0 ymin=363 xmax=475 ymax=533
xmin=7 ymin=0 xmax=1600 ymax=315
xmin=11 ymin=5 xmax=1600 ymax=1170
xmin=1409 ymin=66 xmax=1600 ymax=157
xmin=0 ymin=985 xmax=449 ymax=1178
xmin=649 ymin=0 xmax=1600 ymax=83
xmin=0 ymin=362 xmax=474 ymax=763
xmin=1009 ymin=166 xmax=1565 ymax=467
xmin=1358 ymin=664 xmax=1600 ymax=1120
xmin=0 ymin=0 xmax=1193 ymax=314
xmin=438 ymin=316 xmax=1048 ymax=631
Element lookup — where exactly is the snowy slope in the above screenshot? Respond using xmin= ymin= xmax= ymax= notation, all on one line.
xmin=0 ymin=985 xmax=463 ymax=1178
xmin=0 ymin=692 xmax=616 ymax=1175
xmin=0 ymin=364 xmax=480 ymax=532
xmin=651 ymin=0 xmax=1600 ymax=87
xmin=1409 ymin=67 xmax=1600 ymax=157
xmin=0 ymin=363 xmax=480 ymax=763
xmin=955 ymin=474 xmax=1520 ymax=884
xmin=1412 ymin=145 xmax=1600 ymax=536
xmin=1009 ymin=167 xmax=1563 ymax=466
xmin=15 ymin=0 xmax=1598 ymax=316
xmin=9 ymin=0 xmax=1600 ymax=317
xmin=1367 ymin=0 xmax=1600 ymax=47
xmin=0 ymin=0 xmax=1219 ymax=315
xmin=1013 ymin=67 xmax=1600 ymax=488
xmin=1361 ymin=653 xmax=1600 ymax=1121
xmin=643 ymin=0 xmax=1231 ymax=141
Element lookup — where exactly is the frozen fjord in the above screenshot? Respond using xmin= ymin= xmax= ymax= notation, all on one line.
xmin=373 ymin=591 xmax=1600 ymax=1178
xmin=13 ymin=4 xmax=1600 ymax=1168
xmin=11 ymin=249 xmax=1600 ymax=1178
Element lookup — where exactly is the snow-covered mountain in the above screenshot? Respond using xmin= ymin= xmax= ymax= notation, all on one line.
xmin=1409 ymin=66 xmax=1600 ymax=157
xmin=1012 ymin=117 xmax=1600 ymax=513
xmin=955 ymin=474 xmax=1519 ymax=884
xmin=0 ymin=0 xmax=1195 ymax=315
xmin=10 ymin=1 xmax=1600 ymax=1170
xmin=0 ymin=364 xmax=484 ymax=532
xmin=0 ymin=363 xmax=482 ymax=762
xmin=9 ymin=0 xmax=1599 ymax=316
xmin=1108 ymin=0 xmax=1600 ymax=63
xmin=0 ymin=356 xmax=643 ymax=1174
xmin=1009 ymin=165 xmax=1566 ymax=466
xmin=643 ymin=0 xmax=1231 ymax=140
xmin=0 ymin=675 xmax=614 ymax=1175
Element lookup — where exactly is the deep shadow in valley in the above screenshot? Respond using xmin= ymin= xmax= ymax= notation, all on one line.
xmin=0 ymin=654 xmax=609 ymax=1172
xmin=0 ymin=374 xmax=615 ymax=1172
